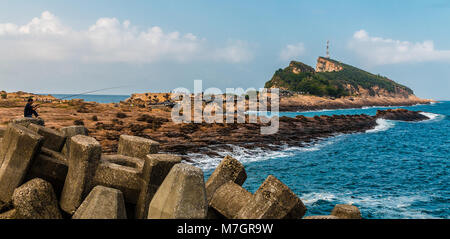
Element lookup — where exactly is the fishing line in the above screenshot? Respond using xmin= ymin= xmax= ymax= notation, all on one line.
xmin=57 ymin=85 xmax=131 ymax=100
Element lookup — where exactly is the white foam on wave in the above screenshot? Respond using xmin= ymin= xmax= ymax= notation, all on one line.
xmin=419 ymin=112 xmax=445 ymax=122
xmin=186 ymin=137 xmax=343 ymax=171
xmin=186 ymin=144 xmax=294 ymax=170
xmin=301 ymin=192 xmax=440 ymax=219
xmin=365 ymin=118 xmax=395 ymax=133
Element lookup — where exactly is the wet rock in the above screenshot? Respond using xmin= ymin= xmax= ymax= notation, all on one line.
xmin=331 ymin=204 xmax=362 ymax=219
xmin=136 ymin=154 xmax=181 ymax=219
xmin=12 ymin=178 xmax=62 ymax=219
xmin=236 ymin=175 xmax=306 ymax=219
xmin=205 ymin=155 xmax=247 ymax=202
xmin=72 ymin=186 xmax=127 ymax=219
xmin=147 ymin=164 xmax=207 ymax=219
xmin=376 ymin=109 xmax=429 ymax=121
xmin=0 ymin=123 xmax=43 ymax=202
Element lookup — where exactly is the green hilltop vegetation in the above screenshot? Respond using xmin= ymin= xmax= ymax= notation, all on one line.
xmin=265 ymin=58 xmax=414 ymax=98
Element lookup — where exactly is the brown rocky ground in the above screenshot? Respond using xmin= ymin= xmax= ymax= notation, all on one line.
xmin=0 ymin=92 xmax=430 ymax=160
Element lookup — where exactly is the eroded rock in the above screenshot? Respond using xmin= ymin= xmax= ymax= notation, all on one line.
xmin=331 ymin=204 xmax=362 ymax=219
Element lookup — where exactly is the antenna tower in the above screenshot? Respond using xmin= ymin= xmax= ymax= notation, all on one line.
xmin=326 ymin=40 xmax=330 ymax=58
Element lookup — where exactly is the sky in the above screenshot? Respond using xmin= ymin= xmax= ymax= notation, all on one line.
xmin=0 ymin=0 xmax=449 ymax=100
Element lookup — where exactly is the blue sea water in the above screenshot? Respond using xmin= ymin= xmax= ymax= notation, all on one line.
xmin=200 ymin=101 xmax=449 ymax=219
xmin=51 ymin=94 xmax=130 ymax=103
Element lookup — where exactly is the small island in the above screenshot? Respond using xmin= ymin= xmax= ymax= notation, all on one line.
xmin=265 ymin=57 xmax=434 ymax=111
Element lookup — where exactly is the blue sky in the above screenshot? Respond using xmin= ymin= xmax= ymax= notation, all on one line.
xmin=0 ymin=0 xmax=449 ymax=99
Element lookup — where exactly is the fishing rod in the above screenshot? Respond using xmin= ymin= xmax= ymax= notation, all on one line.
xmin=33 ymin=85 xmax=131 ymax=107
xmin=57 ymin=85 xmax=131 ymax=100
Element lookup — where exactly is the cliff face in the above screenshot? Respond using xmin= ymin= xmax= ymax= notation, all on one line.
xmin=316 ymin=57 xmax=343 ymax=73
xmin=288 ymin=61 xmax=315 ymax=74
xmin=265 ymin=57 xmax=416 ymax=98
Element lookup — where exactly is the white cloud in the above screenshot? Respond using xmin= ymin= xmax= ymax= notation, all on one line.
xmin=349 ymin=29 xmax=450 ymax=65
xmin=0 ymin=11 xmax=253 ymax=64
xmin=279 ymin=42 xmax=305 ymax=61
xmin=212 ymin=40 xmax=254 ymax=63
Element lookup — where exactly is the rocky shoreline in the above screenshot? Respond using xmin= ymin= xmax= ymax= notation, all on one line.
xmin=160 ymin=109 xmax=429 ymax=160
xmin=278 ymin=94 xmax=435 ymax=112
xmin=0 ymin=93 xmax=431 ymax=160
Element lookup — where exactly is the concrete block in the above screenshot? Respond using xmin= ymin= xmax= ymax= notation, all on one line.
xmin=60 ymin=135 xmax=101 ymax=214
xmin=236 ymin=175 xmax=307 ymax=219
xmin=0 ymin=123 xmax=43 ymax=203
xmin=0 ymin=209 xmax=16 ymax=219
xmin=60 ymin=126 xmax=89 ymax=157
xmin=25 ymin=147 xmax=68 ymax=196
xmin=28 ymin=124 xmax=66 ymax=152
xmin=12 ymin=117 xmax=44 ymax=127
xmin=93 ymin=154 xmax=144 ymax=204
xmin=117 ymin=135 xmax=159 ymax=159
xmin=60 ymin=125 xmax=89 ymax=137
xmin=331 ymin=204 xmax=362 ymax=219
xmin=205 ymin=155 xmax=247 ymax=202
xmin=12 ymin=178 xmax=62 ymax=219
xmin=135 ymin=154 xmax=181 ymax=219
xmin=147 ymin=164 xmax=207 ymax=219
xmin=72 ymin=186 xmax=127 ymax=219
xmin=210 ymin=182 xmax=252 ymax=219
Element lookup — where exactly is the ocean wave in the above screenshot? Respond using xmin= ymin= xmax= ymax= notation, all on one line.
xmin=301 ymin=192 xmax=440 ymax=219
xmin=419 ymin=112 xmax=445 ymax=122
xmin=186 ymin=137 xmax=343 ymax=170
xmin=186 ymin=144 xmax=295 ymax=170
xmin=365 ymin=118 xmax=395 ymax=133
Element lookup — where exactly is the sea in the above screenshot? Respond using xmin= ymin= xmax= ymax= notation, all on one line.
xmin=51 ymin=94 xmax=130 ymax=104
xmin=53 ymin=94 xmax=449 ymax=219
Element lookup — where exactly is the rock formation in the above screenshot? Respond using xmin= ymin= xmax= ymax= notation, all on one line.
xmin=316 ymin=56 xmax=344 ymax=72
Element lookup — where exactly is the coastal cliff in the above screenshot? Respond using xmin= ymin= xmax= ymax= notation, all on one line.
xmin=265 ymin=57 xmax=434 ymax=110
xmin=316 ymin=57 xmax=343 ymax=73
